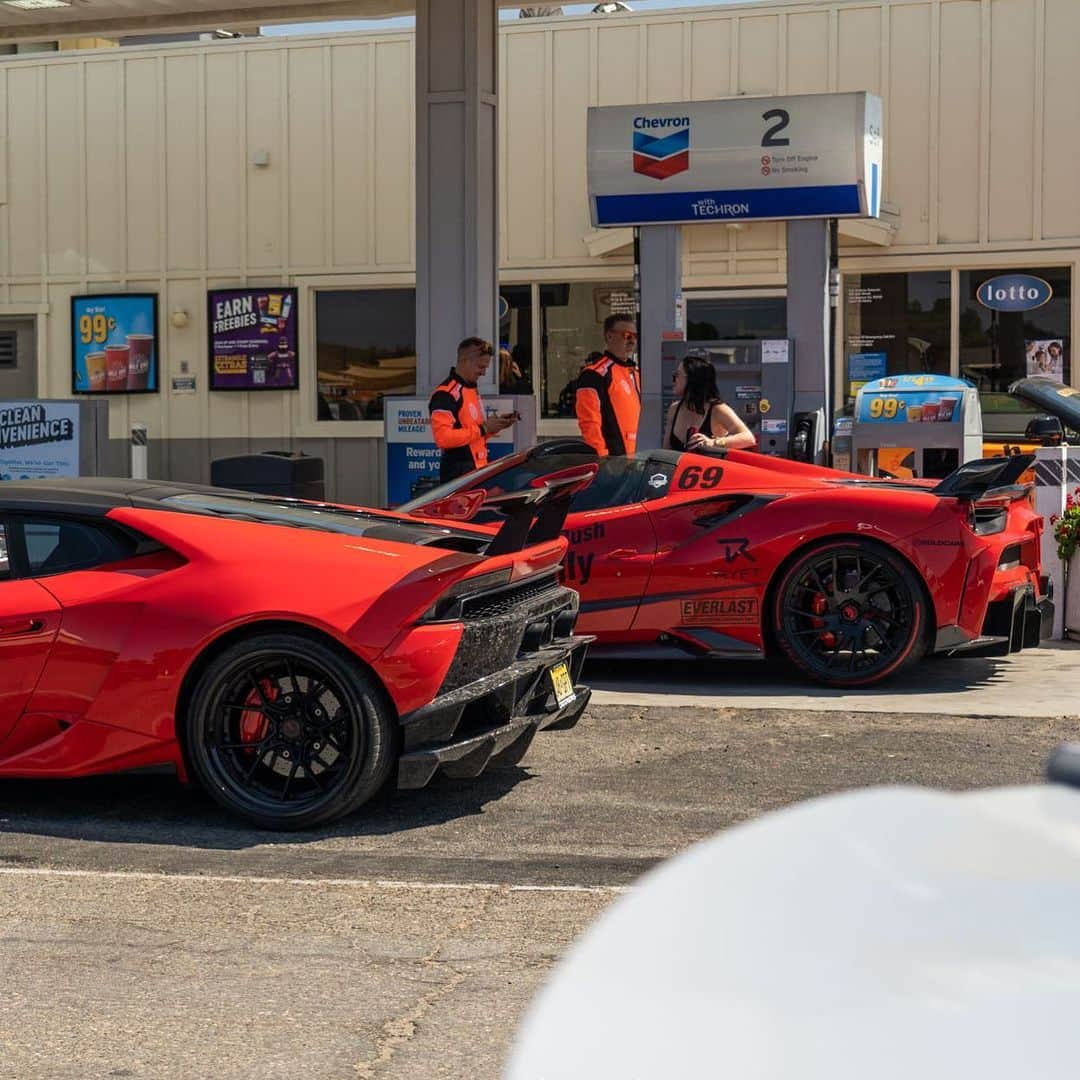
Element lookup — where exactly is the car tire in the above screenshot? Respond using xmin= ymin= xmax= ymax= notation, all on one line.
xmin=772 ymin=539 xmax=929 ymax=688
xmin=184 ymin=632 xmax=396 ymax=830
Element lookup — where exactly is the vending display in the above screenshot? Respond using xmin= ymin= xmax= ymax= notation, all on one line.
xmin=851 ymin=374 xmax=983 ymax=479
xmin=71 ymin=294 xmax=159 ymax=395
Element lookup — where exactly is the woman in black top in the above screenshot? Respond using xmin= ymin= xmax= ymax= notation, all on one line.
xmin=664 ymin=353 xmax=756 ymax=453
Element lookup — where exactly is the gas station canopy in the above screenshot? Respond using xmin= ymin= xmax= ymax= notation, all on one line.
xmin=0 ymin=0 xmax=525 ymax=43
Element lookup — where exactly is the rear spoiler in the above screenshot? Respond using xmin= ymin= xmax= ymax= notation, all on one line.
xmin=483 ymin=464 xmax=598 ymax=556
xmin=932 ymin=454 xmax=1035 ymax=501
xmin=413 ymin=463 xmax=598 ymax=556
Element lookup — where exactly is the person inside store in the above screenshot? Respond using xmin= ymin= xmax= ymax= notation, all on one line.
xmin=499 ymin=346 xmax=533 ymax=395
xmin=664 ymin=352 xmax=756 ymax=453
xmin=557 ymin=352 xmax=600 ymax=417
xmin=575 ymin=316 xmax=641 ymax=456
xmin=429 ymin=337 xmax=517 ymax=483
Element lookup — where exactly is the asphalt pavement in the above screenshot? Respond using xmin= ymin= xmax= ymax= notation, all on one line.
xmin=1 ymin=646 xmax=1079 ymax=1079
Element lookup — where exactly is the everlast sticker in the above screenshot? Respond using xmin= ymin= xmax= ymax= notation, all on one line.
xmin=680 ymin=597 xmax=759 ymax=625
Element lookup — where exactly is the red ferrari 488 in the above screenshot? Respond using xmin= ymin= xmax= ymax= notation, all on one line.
xmin=404 ymin=442 xmax=1053 ymax=688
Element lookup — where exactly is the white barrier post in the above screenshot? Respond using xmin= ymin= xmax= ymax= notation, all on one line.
xmin=1034 ymin=446 xmax=1070 ymax=639
xmin=131 ymin=422 xmax=148 ymax=481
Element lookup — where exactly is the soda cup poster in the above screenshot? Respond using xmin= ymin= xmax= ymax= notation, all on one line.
xmin=71 ymin=294 xmax=159 ymax=395
xmin=208 ymin=287 xmax=299 ymax=391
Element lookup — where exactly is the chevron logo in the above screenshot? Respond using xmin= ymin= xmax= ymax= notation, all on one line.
xmin=632 ymin=121 xmax=690 ymax=180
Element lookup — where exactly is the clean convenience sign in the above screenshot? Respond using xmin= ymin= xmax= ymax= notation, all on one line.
xmin=588 ymin=92 xmax=883 ymax=228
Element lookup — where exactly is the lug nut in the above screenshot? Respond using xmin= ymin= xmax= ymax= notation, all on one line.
xmin=282 ymin=750 xmax=291 ymax=760
xmin=313 ymin=742 xmax=322 ymax=752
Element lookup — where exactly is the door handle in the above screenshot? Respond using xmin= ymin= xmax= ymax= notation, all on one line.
xmin=608 ymin=548 xmax=644 ymax=560
xmin=0 ymin=619 xmax=44 ymax=637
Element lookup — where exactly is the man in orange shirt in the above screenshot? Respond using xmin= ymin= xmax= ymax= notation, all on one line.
xmin=575 ymin=315 xmax=641 ymax=457
xmin=429 ymin=337 xmax=516 ymax=482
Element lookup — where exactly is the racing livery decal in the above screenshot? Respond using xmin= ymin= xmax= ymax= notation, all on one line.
xmin=681 ymin=596 xmax=760 ymax=626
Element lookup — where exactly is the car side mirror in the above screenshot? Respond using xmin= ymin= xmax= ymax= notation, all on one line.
xmin=1024 ymin=414 xmax=1064 ymax=446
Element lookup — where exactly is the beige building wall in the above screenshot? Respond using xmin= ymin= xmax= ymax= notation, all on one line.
xmin=0 ymin=0 xmax=1077 ymax=451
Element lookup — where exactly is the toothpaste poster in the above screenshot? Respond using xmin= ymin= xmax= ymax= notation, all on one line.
xmin=208 ymin=287 xmax=299 ymax=391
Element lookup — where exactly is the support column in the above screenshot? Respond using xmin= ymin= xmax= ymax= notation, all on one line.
xmin=786 ymin=219 xmax=831 ymax=463
xmin=637 ymin=224 xmax=683 ymax=450
xmin=415 ymin=0 xmax=499 ymax=395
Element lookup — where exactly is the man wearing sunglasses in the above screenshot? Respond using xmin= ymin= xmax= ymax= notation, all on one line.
xmin=575 ymin=315 xmax=641 ymax=457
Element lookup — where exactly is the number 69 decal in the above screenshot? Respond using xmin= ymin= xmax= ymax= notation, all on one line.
xmin=677 ymin=464 xmax=724 ymax=491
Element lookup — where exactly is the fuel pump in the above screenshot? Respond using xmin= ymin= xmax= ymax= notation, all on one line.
xmin=660 ymin=339 xmax=804 ymax=458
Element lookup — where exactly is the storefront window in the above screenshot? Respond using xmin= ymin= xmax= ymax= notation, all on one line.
xmin=315 ymin=289 xmax=415 ymax=421
xmin=499 ymin=284 xmax=534 ymax=396
xmin=540 ymin=282 xmax=633 ymax=418
xmin=686 ymin=295 xmax=786 ymax=340
xmin=843 ymin=272 xmax=951 ymax=405
xmin=958 ymin=266 xmax=1071 ymax=428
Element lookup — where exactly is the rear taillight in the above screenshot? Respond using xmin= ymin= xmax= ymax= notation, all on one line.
xmin=421 ymin=568 xmax=512 ymax=622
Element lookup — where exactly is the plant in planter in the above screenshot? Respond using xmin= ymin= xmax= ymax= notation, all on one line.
xmin=1051 ymin=487 xmax=1080 ymax=639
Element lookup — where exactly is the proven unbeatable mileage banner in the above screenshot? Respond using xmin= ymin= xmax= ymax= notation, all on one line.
xmin=208 ymin=287 xmax=299 ymax=391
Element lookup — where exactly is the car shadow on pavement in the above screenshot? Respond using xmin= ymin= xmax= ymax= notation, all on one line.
xmin=583 ymin=654 xmax=1012 ymax=698
xmin=0 ymin=764 xmax=534 ymax=852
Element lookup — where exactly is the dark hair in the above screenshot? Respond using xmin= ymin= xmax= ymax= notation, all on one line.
xmin=603 ymin=314 xmax=635 ymax=335
xmin=457 ymin=336 xmax=493 ymax=357
xmin=679 ymin=354 xmax=721 ymax=415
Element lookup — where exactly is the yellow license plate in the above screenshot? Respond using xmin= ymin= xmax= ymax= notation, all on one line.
xmin=549 ymin=662 xmax=575 ymax=707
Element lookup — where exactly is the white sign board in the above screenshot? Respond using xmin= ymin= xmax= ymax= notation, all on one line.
xmin=588 ymin=92 xmax=883 ymax=228
xmin=0 ymin=401 xmax=80 ymax=480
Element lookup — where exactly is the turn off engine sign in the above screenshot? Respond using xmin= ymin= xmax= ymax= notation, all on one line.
xmin=588 ymin=92 xmax=883 ymax=227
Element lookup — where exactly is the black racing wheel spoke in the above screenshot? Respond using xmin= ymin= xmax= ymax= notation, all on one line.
xmin=281 ymin=760 xmax=299 ymax=800
xmin=201 ymin=650 xmax=365 ymax=816
xmin=778 ymin=545 xmax=920 ymax=685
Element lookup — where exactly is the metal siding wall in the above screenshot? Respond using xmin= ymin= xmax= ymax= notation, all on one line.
xmin=1 ymin=1 xmax=1079 ymax=466
xmin=888 ymin=3 xmax=932 ymax=247
xmin=937 ymin=0 xmax=982 ymax=244
xmin=988 ymin=0 xmax=1036 ymax=243
xmin=1041 ymin=0 xmax=1080 ymax=240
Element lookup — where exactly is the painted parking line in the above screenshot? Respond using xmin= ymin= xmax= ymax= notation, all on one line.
xmin=0 ymin=865 xmax=626 ymax=895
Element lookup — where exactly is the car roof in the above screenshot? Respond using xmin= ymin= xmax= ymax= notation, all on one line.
xmin=0 ymin=477 xmax=328 ymax=518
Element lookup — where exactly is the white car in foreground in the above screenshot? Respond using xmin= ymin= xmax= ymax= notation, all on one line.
xmin=507 ymin=746 xmax=1080 ymax=1080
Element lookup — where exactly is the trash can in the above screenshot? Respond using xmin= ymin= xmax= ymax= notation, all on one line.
xmin=210 ymin=451 xmax=325 ymax=501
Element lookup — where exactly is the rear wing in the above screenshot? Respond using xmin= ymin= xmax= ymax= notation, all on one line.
xmin=412 ymin=463 xmax=598 ymax=556
xmin=483 ymin=464 xmax=599 ymax=556
xmin=932 ymin=454 xmax=1035 ymax=501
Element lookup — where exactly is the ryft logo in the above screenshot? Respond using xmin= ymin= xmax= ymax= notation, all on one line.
xmin=633 ymin=116 xmax=690 ymax=180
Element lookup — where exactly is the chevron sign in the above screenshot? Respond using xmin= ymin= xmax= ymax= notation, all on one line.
xmin=632 ymin=117 xmax=690 ymax=180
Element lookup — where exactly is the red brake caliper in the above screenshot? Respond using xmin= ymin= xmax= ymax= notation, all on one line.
xmin=239 ymin=679 xmax=277 ymax=749
xmin=810 ymin=592 xmax=835 ymax=648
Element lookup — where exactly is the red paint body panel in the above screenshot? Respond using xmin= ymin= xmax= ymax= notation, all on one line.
xmin=408 ymin=445 xmax=1050 ymax=660
xmin=0 ymin=498 xmax=567 ymax=780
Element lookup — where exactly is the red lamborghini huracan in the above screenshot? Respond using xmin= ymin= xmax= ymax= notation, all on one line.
xmin=0 ymin=472 xmax=594 ymax=828
xmin=404 ymin=441 xmax=1053 ymax=688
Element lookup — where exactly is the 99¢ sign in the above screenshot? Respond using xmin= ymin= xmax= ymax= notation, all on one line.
xmin=867 ymin=396 xmax=904 ymax=420
xmin=71 ymin=294 xmax=159 ymax=395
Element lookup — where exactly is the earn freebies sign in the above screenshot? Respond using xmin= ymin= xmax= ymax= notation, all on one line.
xmin=588 ymin=92 xmax=883 ymax=228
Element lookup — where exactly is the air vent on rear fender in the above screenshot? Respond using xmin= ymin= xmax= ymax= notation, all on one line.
xmin=0 ymin=331 xmax=16 ymax=370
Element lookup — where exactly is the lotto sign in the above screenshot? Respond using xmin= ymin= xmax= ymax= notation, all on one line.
xmin=588 ymin=92 xmax=883 ymax=227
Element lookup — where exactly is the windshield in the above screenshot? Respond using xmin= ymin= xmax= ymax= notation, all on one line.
xmin=400 ymin=452 xmax=659 ymax=514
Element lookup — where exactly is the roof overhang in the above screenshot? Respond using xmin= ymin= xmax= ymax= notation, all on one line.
xmin=0 ymin=1 xmax=533 ymax=44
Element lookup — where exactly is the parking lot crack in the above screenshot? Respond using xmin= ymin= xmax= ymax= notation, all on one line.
xmin=352 ymin=887 xmax=499 ymax=1079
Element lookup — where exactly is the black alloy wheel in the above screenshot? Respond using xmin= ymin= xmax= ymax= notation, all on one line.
xmin=773 ymin=540 xmax=929 ymax=688
xmin=185 ymin=633 xmax=395 ymax=829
